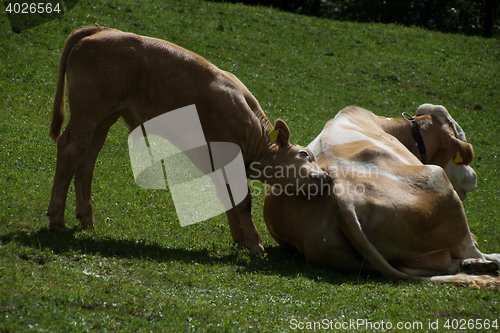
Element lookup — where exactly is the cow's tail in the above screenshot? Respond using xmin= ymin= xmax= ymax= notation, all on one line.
xmin=50 ymin=24 xmax=108 ymax=142
xmin=332 ymin=192 xmax=417 ymax=281
xmin=429 ymin=273 xmax=500 ymax=288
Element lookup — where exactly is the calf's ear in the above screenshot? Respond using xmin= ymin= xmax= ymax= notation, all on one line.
xmin=273 ymin=119 xmax=291 ymax=148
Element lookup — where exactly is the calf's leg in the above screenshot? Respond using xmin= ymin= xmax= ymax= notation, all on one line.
xmin=226 ymin=208 xmax=245 ymax=247
xmin=74 ymin=113 xmax=120 ymax=229
xmin=47 ymin=118 xmax=96 ymax=231
xmin=228 ymin=189 xmax=264 ymax=254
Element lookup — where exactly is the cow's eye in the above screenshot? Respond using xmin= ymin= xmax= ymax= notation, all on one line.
xmin=299 ymin=151 xmax=311 ymax=160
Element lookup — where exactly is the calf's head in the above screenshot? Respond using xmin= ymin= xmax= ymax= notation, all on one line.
xmin=249 ymin=119 xmax=330 ymax=192
xmin=416 ymin=104 xmax=477 ymax=200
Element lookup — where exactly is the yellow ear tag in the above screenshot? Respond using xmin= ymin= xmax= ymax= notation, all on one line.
xmin=454 ymin=151 xmax=464 ymax=165
xmin=269 ymin=129 xmax=280 ymax=142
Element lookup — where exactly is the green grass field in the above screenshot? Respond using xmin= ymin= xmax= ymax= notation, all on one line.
xmin=1 ymin=0 xmax=499 ymax=331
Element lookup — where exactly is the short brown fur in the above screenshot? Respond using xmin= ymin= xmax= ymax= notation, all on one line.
xmin=47 ymin=25 xmax=329 ymax=254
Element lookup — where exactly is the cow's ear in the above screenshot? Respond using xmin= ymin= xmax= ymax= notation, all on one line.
xmin=273 ymin=119 xmax=291 ymax=148
xmin=452 ymin=139 xmax=474 ymax=166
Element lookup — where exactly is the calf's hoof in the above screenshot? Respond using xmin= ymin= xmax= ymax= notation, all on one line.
xmin=47 ymin=211 xmax=67 ymax=232
xmin=248 ymin=243 xmax=266 ymax=255
xmin=49 ymin=222 xmax=67 ymax=232
xmin=232 ymin=240 xmax=266 ymax=255
xmin=77 ymin=215 xmax=95 ymax=229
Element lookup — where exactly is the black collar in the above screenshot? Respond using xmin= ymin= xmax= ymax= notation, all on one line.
xmin=402 ymin=112 xmax=427 ymax=164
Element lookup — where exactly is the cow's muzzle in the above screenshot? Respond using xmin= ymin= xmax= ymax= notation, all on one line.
xmin=311 ymin=171 xmax=330 ymax=186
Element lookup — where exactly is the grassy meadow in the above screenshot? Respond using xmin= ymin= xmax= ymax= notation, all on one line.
xmin=1 ymin=0 xmax=499 ymax=331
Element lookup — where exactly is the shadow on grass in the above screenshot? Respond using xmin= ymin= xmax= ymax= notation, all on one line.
xmin=1 ymin=227 xmax=389 ymax=286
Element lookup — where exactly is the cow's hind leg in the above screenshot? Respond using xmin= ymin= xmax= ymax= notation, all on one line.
xmin=444 ymin=234 xmax=499 ymax=275
xmin=74 ymin=113 xmax=121 ymax=229
xmin=47 ymin=119 xmax=97 ymax=231
xmin=393 ymin=251 xmax=452 ymax=276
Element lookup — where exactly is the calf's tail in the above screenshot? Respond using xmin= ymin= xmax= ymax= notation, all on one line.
xmin=50 ymin=24 xmax=108 ymax=142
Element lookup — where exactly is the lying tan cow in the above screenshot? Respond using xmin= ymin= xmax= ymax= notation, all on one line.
xmin=47 ymin=25 xmax=328 ymax=254
xmin=264 ymin=104 xmax=500 ymax=285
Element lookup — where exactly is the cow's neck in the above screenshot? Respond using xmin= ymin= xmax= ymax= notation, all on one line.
xmin=377 ymin=116 xmax=431 ymax=162
xmin=243 ymin=107 xmax=275 ymax=169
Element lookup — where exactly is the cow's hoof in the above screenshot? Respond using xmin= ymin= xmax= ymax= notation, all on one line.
xmin=461 ymin=259 xmax=499 ymax=275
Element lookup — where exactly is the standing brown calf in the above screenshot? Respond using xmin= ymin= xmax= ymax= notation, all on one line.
xmin=47 ymin=25 xmax=328 ymax=254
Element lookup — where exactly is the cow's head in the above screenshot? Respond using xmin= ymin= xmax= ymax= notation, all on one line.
xmin=415 ymin=104 xmax=477 ymax=200
xmin=249 ymin=119 xmax=330 ymax=192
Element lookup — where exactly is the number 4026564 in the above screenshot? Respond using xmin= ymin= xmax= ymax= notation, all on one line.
xmin=5 ymin=2 xmax=61 ymax=14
